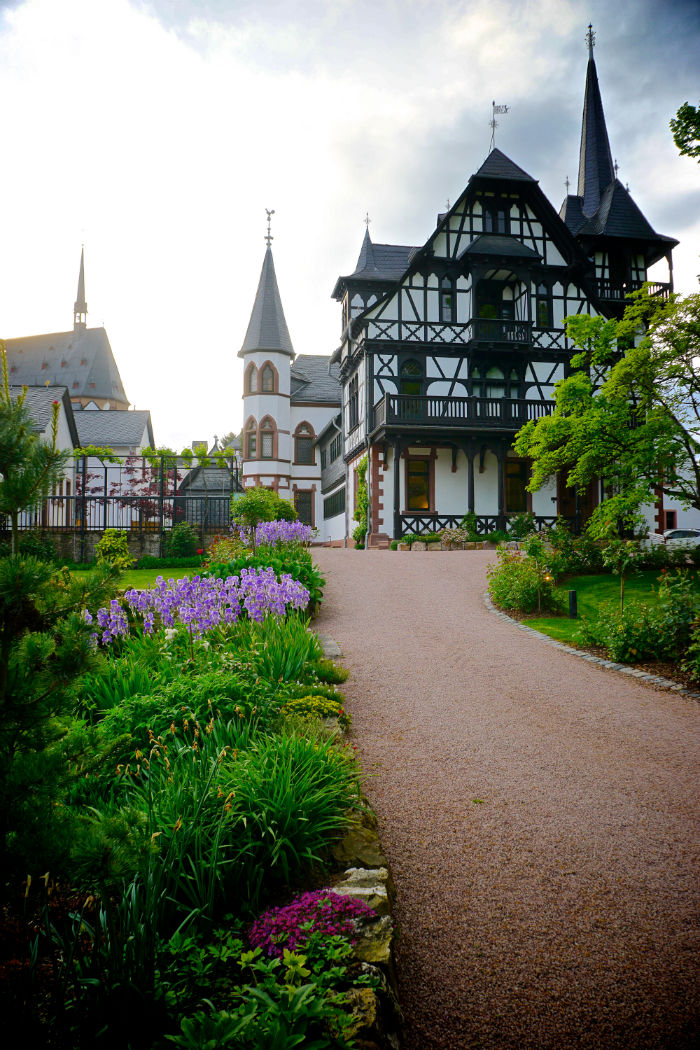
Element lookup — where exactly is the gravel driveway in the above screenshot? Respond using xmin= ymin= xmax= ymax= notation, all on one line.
xmin=313 ymin=548 xmax=699 ymax=1050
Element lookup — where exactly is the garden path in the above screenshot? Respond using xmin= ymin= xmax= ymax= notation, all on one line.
xmin=312 ymin=548 xmax=699 ymax=1050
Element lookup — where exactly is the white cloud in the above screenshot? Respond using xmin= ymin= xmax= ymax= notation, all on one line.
xmin=0 ymin=0 xmax=698 ymax=450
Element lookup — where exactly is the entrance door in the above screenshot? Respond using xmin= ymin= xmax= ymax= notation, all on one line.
xmin=557 ymin=475 xmax=597 ymax=525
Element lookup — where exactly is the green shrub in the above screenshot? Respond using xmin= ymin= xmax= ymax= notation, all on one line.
xmin=236 ymin=616 xmax=324 ymax=684
xmin=390 ymin=539 xmax=399 ymax=550
xmin=482 ymin=529 xmax=509 ymax=545
xmin=230 ymin=487 xmax=297 ymax=540
xmin=507 ymin=512 xmax=536 ymax=540
xmin=309 ymin=658 xmax=349 ymax=684
xmin=487 ymin=548 xmax=564 ymax=614
xmin=95 ymin=529 xmax=134 ymax=570
xmin=281 ymin=694 xmax=351 ymax=728
xmin=164 ymin=522 xmax=200 ymax=558
xmin=460 ymin=511 xmax=477 ymax=538
xmin=0 ymin=530 xmax=57 ymax=561
xmin=207 ymin=549 xmax=325 ymax=609
xmin=577 ymin=571 xmax=697 ymax=663
xmin=352 ymin=456 xmax=368 ymax=549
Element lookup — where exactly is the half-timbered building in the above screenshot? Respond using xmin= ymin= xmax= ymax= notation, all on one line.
xmin=331 ymin=34 xmax=677 ymax=544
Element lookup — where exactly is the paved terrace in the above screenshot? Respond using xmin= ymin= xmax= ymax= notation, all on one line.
xmin=313 ymin=548 xmax=699 ymax=1050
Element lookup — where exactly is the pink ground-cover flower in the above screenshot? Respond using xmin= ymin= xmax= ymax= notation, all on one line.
xmin=249 ymin=889 xmax=375 ymax=958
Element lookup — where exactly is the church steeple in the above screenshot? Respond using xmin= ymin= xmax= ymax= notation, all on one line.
xmin=74 ymin=246 xmax=87 ymax=331
xmin=577 ymin=25 xmax=615 ymax=218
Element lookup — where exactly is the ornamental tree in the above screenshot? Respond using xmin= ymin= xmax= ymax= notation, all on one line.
xmin=670 ymin=101 xmax=700 ymax=161
xmin=514 ymin=289 xmax=700 ymax=535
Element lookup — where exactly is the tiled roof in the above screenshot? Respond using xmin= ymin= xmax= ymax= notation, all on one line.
xmin=239 ymin=248 xmax=294 ymax=358
xmin=74 ymin=409 xmax=154 ymax=450
xmin=290 ymin=355 xmax=341 ymax=404
xmin=332 ymin=231 xmax=418 ymax=299
xmin=559 ymin=194 xmax=587 ymax=235
xmin=460 ymin=234 xmax=541 ymax=260
xmin=11 ymin=384 xmax=67 ymax=432
xmin=472 ymin=148 xmax=536 ymax=183
xmin=5 ymin=327 xmax=128 ymax=405
xmin=577 ymin=57 xmax=615 ymax=218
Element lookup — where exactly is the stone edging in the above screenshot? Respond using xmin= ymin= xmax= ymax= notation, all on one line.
xmin=483 ymin=591 xmax=700 ymax=703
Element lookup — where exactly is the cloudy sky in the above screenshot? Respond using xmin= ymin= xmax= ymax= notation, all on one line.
xmin=0 ymin=0 xmax=698 ymax=450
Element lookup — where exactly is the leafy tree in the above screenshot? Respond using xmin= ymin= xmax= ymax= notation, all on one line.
xmin=514 ymin=290 xmax=700 ymax=535
xmin=670 ymin=101 xmax=700 ymax=161
xmin=0 ymin=342 xmax=68 ymax=554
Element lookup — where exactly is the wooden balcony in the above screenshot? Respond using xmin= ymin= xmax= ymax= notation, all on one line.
xmin=592 ymin=279 xmax=671 ymax=302
xmin=372 ymin=393 xmax=553 ymax=432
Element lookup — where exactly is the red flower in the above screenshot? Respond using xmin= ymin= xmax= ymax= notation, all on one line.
xmin=196 ymin=548 xmax=204 ymax=555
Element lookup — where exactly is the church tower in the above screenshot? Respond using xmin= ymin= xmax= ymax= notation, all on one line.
xmin=238 ymin=211 xmax=294 ymax=496
xmin=560 ymin=26 xmax=677 ymax=315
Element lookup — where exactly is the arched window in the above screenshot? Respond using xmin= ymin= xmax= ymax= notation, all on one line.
xmin=509 ymin=369 xmax=521 ymax=400
xmin=260 ymin=417 xmax=276 ymax=459
xmin=261 ymin=363 xmax=275 ymax=393
xmin=245 ymin=365 xmax=258 ymax=394
xmin=471 ymin=366 xmax=507 ymax=399
xmin=294 ymin=422 xmax=315 ymax=466
xmin=245 ymin=418 xmax=258 ymax=459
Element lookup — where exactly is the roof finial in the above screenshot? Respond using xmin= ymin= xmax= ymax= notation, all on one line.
xmin=565 ymin=175 xmax=570 ymax=194
xmin=614 ymin=158 xmax=619 ymax=178
xmin=265 ymin=208 xmax=275 ymax=249
xmin=489 ymin=100 xmax=509 ymax=151
xmin=364 ymin=211 xmax=371 ymax=229
xmin=586 ymin=23 xmax=596 ymax=59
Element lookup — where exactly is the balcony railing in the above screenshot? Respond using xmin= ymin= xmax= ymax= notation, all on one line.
xmin=373 ymin=394 xmax=553 ymax=431
xmin=366 ymin=317 xmax=532 ymax=346
xmin=396 ymin=514 xmax=565 ymax=538
xmin=592 ymin=279 xmax=671 ymax=302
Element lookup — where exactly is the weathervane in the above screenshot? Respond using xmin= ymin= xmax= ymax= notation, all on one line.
xmin=614 ymin=158 xmax=619 ymax=178
xmin=364 ymin=211 xmax=371 ymax=229
xmin=489 ymin=100 xmax=509 ymax=151
xmin=565 ymin=175 xmax=570 ymax=194
xmin=265 ymin=208 xmax=275 ymax=248
xmin=586 ymin=23 xmax=596 ymax=58
xmin=446 ymin=198 xmax=451 ymax=210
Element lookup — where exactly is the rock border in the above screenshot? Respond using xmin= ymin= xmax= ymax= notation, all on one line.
xmin=483 ymin=591 xmax=700 ymax=702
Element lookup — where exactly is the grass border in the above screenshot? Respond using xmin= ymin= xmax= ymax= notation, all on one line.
xmin=483 ymin=591 xmax=700 ymax=703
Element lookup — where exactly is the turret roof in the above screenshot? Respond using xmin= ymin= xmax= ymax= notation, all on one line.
xmin=577 ymin=55 xmax=615 ymax=218
xmin=239 ymin=247 xmax=294 ymax=358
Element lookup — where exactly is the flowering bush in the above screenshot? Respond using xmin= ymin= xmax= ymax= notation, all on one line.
xmin=249 ymin=889 xmax=375 ymax=958
xmin=89 ymin=569 xmax=309 ymax=644
xmin=242 ymin=520 xmax=315 ymax=547
xmin=487 ymin=549 xmax=564 ymax=614
xmin=95 ymin=529 xmax=134 ymax=571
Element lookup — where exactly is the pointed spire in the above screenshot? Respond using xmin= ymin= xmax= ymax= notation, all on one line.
xmin=577 ymin=27 xmax=615 ymax=217
xmin=74 ymin=246 xmax=87 ymax=331
xmin=239 ymin=243 xmax=294 ymax=358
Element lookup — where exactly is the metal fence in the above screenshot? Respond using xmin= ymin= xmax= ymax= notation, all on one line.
xmin=2 ymin=453 xmax=240 ymax=537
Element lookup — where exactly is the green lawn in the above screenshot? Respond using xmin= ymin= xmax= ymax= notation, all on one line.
xmin=71 ymin=566 xmax=197 ymax=590
xmin=524 ymin=570 xmax=700 ymax=645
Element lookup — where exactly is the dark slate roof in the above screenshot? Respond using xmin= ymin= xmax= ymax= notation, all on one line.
xmin=315 ymin=412 xmax=342 ymax=444
xmin=332 ymin=231 xmax=418 ymax=299
xmin=460 ymin=234 xmax=541 ymax=260
xmin=577 ymin=57 xmax=615 ymax=218
xmin=239 ymin=248 xmax=294 ymax=358
xmin=10 ymin=384 xmax=77 ymax=439
xmin=5 ymin=327 xmax=129 ymax=406
xmin=74 ymin=409 xmax=154 ymax=450
xmin=559 ymin=194 xmax=587 ymax=235
xmin=290 ymin=355 xmax=341 ymax=404
xmin=576 ymin=179 xmax=677 ymax=247
xmin=178 ymin=465 xmax=240 ymax=495
xmin=472 ymin=148 xmax=536 ymax=183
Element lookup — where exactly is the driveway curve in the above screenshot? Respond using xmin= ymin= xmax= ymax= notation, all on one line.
xmin=313 ymin=548 xmax=699 ymax=1050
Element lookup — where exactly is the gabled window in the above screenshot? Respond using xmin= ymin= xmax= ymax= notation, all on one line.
xmin=261 ymin=364 xmax=275 ymax=392
xmin=483 ymin=200 xmax=510 ymax=235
